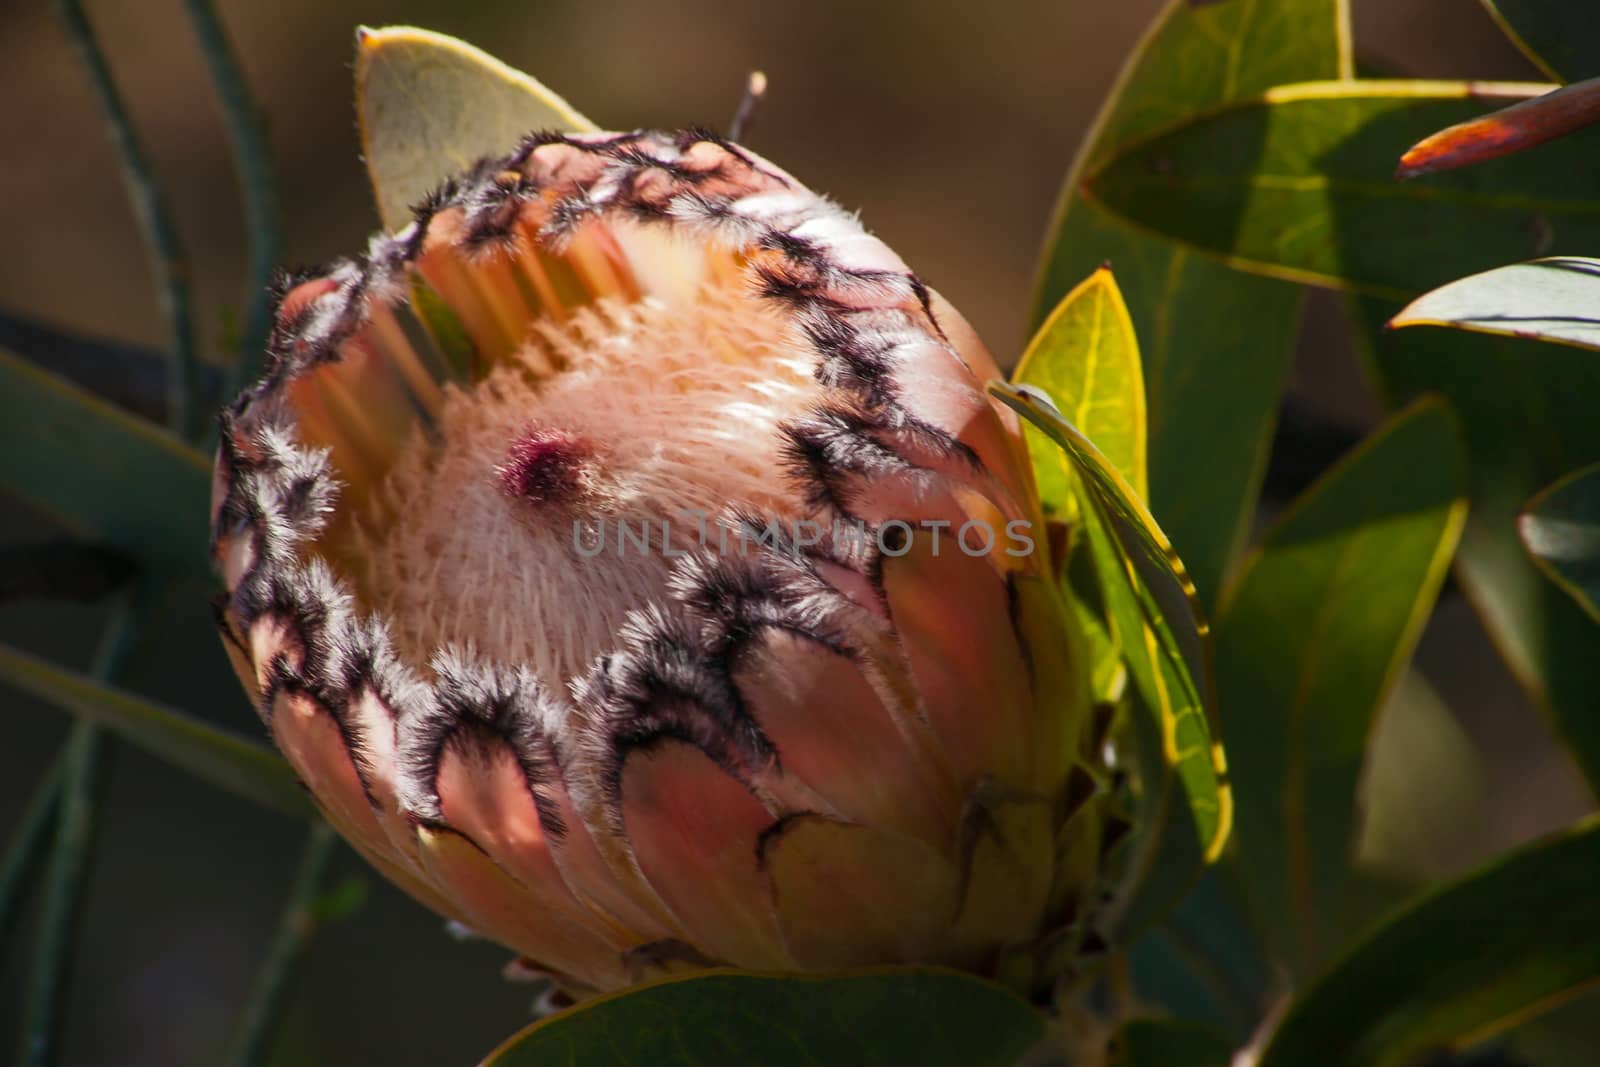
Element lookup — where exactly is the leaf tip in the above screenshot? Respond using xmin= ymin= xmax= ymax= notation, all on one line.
xmin=353 ymin=23 xmax=390 ymax=58
xmin=1386 ymin=293 xmax=1428 ymax=333
xmin=1393 ymin=152 xmax=1428 ymax=181
xmin=1514 ymin=508 xmax=1537 ymax=540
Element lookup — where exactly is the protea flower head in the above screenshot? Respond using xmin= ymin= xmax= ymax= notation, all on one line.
xmin=211 ymin=126 xmax=1107 ymax=999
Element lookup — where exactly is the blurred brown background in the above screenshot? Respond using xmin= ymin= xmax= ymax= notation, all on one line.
xmin=0 ymin=1 xmax=1589 ymax=1063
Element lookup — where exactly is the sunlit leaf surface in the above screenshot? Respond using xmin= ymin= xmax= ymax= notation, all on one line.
xmin=1083 ymin=80 xmax=1586 ymax=299
xmin=1031 ymin=0 xmax=1348 ymax=607
xmin=356 ymin=25 xmax=597 ymax=232
xmin=1393 ymin=257 xmax=1600 ymax=351
xmin=1083 ymin=76 xmax=1600 ymax=788
xmin=1016 ymin=266 xmax=1147 ymax=503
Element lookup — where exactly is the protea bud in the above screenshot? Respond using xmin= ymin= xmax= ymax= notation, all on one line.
xmin=211 ymin=129 xmax=1104 ymax=999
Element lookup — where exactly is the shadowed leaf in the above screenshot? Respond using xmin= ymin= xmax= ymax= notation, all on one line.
xmin=1520 ymin=461 xmax=1600 ymax=622
xmin=1215 ymin=399 xmax=1466 ymax=974
xmin=1483 ymin=0 xmax=1600 ymax=83
xmin=1260 ymin=816 xmax=1600 ymax=1067
xmin=1392 ymin=256 xmax=1600 ymax=351
xmin=0 ymin=642 xmax=308 ymax=818
xmin=0 ymin=346 xmax=211 ymax=580
xmin=481 ymin=970 xmax=1045 ymax=1066
xmin=1126 ymin=868 xmax=1272 ymax=1039
xmin=1356 ymin=671 xmax=1486 ymax=883
xmin=0 ymin=309 xmax=214 ymax=425
xmin=1111 ymin=1018 xmax=1234 ymax=1067
xmin=1352 ymin=294 xmax=1600 ymax=792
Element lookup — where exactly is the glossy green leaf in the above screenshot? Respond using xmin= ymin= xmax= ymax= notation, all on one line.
xmin=1091 ymin=70 xmax=1600 ymax=779
xmin=0 ymin=346 xmax=211 ymax=579
xmin=1111 ymin=1019 xmax=1234 ymax=1067
xmin=1083 ymin=80 xmax=1600 ymax=301
xmin=0 ymin=642 xmax=309 ymax=818
xmin=1016 ymin=266 xmax=1147 ymax=502
xmin=1353 ymin=295 xmax=1600 ymax=790
xmin=1393 ymin=257 xmax=1600 ymax=351
xmin=1215 ymin=399 xmax=1466 ymax=974
xmin=1260 ymin=816 xmax=1600 ymax=1067
xmin=1520 ymin=461 xmax=1600 ymax=622
xmin=1032 ymin=0 xmax=1347 ymax=607
xmin=991 ymin=382 xmax=1229 ymax=906
xmin=356 ymin=26 xmax=597 ymax=232
xmin=481 ymin=970 xmax=1045 ymax=1067
xmin=1483 ymin=0 xmax=1600 ymax=83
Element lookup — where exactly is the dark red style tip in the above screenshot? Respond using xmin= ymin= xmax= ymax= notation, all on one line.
xmin=496 ymin=426 xmax=591 ymax=505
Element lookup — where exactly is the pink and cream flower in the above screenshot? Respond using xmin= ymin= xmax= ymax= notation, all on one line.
xmin=211 ymin=129 xmax=1104 ymax=998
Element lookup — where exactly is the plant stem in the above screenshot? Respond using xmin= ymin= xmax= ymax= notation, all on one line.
xmin=181 ymin=0 xmax=281 ymax=398
xmin=54 ymin=0 xmax=199 ymax=441
xmin=18 ymin=592 xmax=146 ymax=1067
xmin=225 ymin=821 xmax=338 ymax=1067
xmin=0 ymin=755 xmax=67 ymax=956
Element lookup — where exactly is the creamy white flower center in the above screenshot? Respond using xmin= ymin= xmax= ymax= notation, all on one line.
xmin=353 ymin=283 xmax=821 ymax=684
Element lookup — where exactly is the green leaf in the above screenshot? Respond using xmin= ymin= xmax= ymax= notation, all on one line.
xmin=1215 ymin=398 xmax=1466 ymax=974
xmin=1483 ymin=0 xmax=1600 ymax=83
xmin=1016 ymin=266 xmax=1147 ymax=503
xmin=991 ymin=382 xmax=1229 ymax=932
xmin=1083 ymin=80 xmax=1597 ymax=301
xmin=0 ymin=642 xmax=309 ymax=818
xmin=1044 ymin=0 xmax=1353 ymax=185
xmin=1520 ymin=461 xmax=1600 ymax=622
xmin=1352 ymin=295 xmax=1600 ymax=791
xmin=1111 ymin=1019 xmax=1234 ymax=1067
xmin=356 ymin=25 xmax=597 ymax=232
xmin=1259 ymin=816 xmax=1600 ymax=1067
xmin=0 ymin=347 xmax=211 ymax=579
xmin=1356 ymin=671 xmax=1487 ymax=883
xmin=1031 ymin=0 xmax=1347 ymax=608
xmin=481 ymin=970 xmax=1045 ymax=1067
xmin=1393 ymin=257 xmax=1600 ymax=352
xmin=1126 ymin=868 xmax=1273 ymax=1038
xmin=1114 ymin=684 xmax=1209 ymax=939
